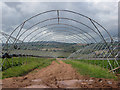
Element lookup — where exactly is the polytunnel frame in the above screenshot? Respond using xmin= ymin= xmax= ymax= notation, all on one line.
xmin=6 ymin=10 xmax=113 ymax=58
xmin=2 ymin=10 xmax=119 ymax=73
xmin=6 ymin=10 xmax=113 ymax=46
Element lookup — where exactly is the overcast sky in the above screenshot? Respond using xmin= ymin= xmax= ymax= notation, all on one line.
xmin=1 ymin=1 xmax=119 ymax=43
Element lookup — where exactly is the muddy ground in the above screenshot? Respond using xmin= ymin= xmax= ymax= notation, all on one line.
xmin=2 ymin=60 xmax=120 ymax=88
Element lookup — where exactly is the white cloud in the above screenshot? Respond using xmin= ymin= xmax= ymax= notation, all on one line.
xmin=17 ymin=2 xmax=47 ymax=15
xmin=2 ymin=0 xmax=119 ymax=2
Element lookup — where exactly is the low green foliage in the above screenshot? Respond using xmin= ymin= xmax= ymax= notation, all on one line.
xmin=64 ymin=60 xmax=117 ymax=79
xmin=2 ymin=57 xmax=55 ymax=79
xmin=2 ymin=57 xmax=27 ymax=71
xmin=73 ymin=59 xmax=120 ymax=73
xmin=74 ymin=59 xmax=120 ymax=69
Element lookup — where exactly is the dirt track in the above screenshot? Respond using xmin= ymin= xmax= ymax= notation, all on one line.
xmin=2 ymin=60 xmax=120 ymax=88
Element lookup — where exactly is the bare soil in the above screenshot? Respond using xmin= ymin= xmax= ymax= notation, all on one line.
xmin=2 ymin=60 xmax=120 ymax=88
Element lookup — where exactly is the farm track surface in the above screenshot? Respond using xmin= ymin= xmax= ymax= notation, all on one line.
xmin=2 ymin=60 xmax=120 ymax=88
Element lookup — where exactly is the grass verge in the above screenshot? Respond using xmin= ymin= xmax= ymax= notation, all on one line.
xmin=64 ymin=60 xmax=117 ymax=79
xmin=2 ymin=57 xmax=55 ymax=79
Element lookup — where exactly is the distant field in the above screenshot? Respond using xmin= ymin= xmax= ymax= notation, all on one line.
xmin=9 ymin=50 xmax=71 ymax=58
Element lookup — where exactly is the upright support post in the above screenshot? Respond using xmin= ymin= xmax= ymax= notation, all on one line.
xmin=57 ymin=10 xmax=59 ymax=24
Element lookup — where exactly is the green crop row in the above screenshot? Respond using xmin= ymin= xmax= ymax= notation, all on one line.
xmin=2 ymin=57 xmax=55 ymax=79
xmin=72 ymin=59 xmax=120 ymax=73
xmin=64 ymin=60 xmax=117 ymax=79
xmin=2 ymin=57 xmax=29 ymax=71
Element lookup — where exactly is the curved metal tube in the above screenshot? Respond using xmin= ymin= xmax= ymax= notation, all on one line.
xmin=31 ymin=29 xmax=88 ymax=43
xmin=22 ymin=27 xmax=94 ymax=43
xmin=16 ymin=17 xmax=100 ymax=43
xmin=27 ymin=26 xmax=95 ymax=43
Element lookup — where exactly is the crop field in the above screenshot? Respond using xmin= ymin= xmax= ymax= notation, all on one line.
xmin=2 ymin=57 xmax=27 ymax=71
xmin=68 ymin=59 xmax=120 ymax=74
xmin=63 ymin=60 xmax=117 ymax=79
xmin=2 ymin=57 xmax=120 ymax=78
xmin=2 ymin=57 xmax=55 ymax=78
xmin=73 ymin=59 xmax=120 ymax=69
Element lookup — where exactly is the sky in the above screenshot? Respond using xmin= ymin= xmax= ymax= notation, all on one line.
xmin=1 ymin=0 xmax=119 ymax=43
